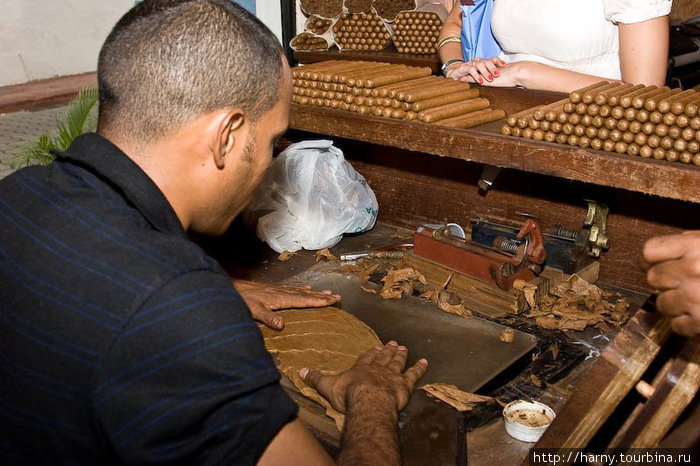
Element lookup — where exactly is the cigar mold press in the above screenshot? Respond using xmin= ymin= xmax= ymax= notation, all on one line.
xmin=501 ymin=82 xmax=700 ymax=166
xmin=292 ymin=61 xmax=506 ymax=128
xmin=412 ymin=217 xmax=547 ymax=290
xmin=471 ymin=201 xmax=610 ymax=275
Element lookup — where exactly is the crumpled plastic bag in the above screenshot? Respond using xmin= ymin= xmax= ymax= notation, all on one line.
xmin=247 ymin=140 xmax=378 ymax=253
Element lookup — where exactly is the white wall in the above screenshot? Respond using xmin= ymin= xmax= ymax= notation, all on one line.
xmin=0 ymin=0 xmax=134 ymax=86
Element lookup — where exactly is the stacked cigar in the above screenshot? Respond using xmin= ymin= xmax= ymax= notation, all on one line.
xmin=306 ymin=15 xmax=333 ymax=35
xmin=292 ymin=61 xmax=505 ymax=128
xmin=300 ymin=0 xmax=343 ymax=19
xmin=290 ymin=32 xmax=330 ymax=52
xmin=501 ymin=82 xmax=700 ymax=165
xmin=373 ymin=0 xmax=417 ymax=22
xmin=332 ymin=12 xmax=392 ymax=51
xmin=392 ymin=11 xmax=442 ymax=54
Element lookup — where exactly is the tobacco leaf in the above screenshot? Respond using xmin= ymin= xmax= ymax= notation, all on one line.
xmin=277 ymin=250 xmax=296 ymax=262
xmin=499 ymin=328 xmax=515 ymax=343
xmin=530 ymin=374 xmax=543 ymax=388
xmin=314 ymin=248 xmax=338 ymax=262
xmin=420 ymin=383 xmax=494 ymax=412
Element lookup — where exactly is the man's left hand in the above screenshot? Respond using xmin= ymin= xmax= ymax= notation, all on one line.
xmin=232 ymin=279 xmax=341 ymax=330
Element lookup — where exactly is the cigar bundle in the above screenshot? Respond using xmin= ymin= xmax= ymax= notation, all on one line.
xmin=300 ymin=0 xmax=344 ymax=19
xmin=372 ymin=0 xmax=417 ymax=22
xmin=290 ymin=32 xmax=331 ymax=52
xmin=501 ymin=82 xmax=700 ymax=166
xmin=292 ymin=61 xmax=506 ymax=128
xmin=392 ymin=11 xmax=443 ymax=55
xmin=332 ymin=12 xmax=392 ymax=51
xmin=305 ymin=15 xmax=334 ymax=35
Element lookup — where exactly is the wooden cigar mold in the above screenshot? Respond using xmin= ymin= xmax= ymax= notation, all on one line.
xmin=503 ymin=82 xmax=699 ymax=165
xmin=293 ymin=61 xmax=505 ymax=128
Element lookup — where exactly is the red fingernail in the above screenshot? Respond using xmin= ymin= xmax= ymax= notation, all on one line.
xmin=501 ymin=61 xmax=507 ymax=65
xmin=493 ymin=71 xmax=499 ymax=77
xmin=487 ymin=75 xmax=493 ymax=81
xmin=478 ymin=77 xmax=483 ymax=83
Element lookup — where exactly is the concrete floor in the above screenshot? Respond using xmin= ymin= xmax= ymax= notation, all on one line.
xmin=0 ymin=106 xmax=67 ymax=179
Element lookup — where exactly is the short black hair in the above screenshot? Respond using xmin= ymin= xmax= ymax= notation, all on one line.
xmin=97 ymin=0 xmax=283 ymax=141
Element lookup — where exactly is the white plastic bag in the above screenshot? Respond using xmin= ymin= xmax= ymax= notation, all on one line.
xmin=248 ymin=140 xmax=378 ymax=253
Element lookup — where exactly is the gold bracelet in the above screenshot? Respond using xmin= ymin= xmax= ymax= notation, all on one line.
xmin=437 ymin=36 xmax=461 ymax=51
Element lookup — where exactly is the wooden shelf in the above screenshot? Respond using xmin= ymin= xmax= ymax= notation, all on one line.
xmin=289 ymin=86 xmax=700 ymax=204
xmin=294 ymin=44 xmax=441 ymax=73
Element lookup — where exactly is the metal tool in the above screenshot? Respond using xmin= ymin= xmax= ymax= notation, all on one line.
xmin=413 ymin=218 xmax=546 ymax=290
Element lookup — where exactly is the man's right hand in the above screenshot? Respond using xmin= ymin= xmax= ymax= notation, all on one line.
xmin=299 ymin=341 xmax=428 ymax=413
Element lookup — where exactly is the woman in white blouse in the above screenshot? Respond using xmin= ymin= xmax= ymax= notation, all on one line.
xmin=438 ymin=0 xmax=672 ymax=92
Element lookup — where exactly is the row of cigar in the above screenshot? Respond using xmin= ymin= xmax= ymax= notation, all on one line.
xmin=392 ymin=11 xmax=442 ymax=55
xmin=501 ymin=82 xmax=700 ymax=165
xmin=290 ymin=33 xmax=330 ymax=52
xmin=332 ymin=12 xmax=392 ymax=51
xmin=292 ymin=61 xmax=505 ymax=128
xmin=306 ymin=15 xmax=333 ymax=35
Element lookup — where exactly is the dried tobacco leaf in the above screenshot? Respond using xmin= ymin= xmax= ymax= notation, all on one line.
xmin=277 ymin=250 xmax=296 ymax=261
xmin=420 ymin=383 xmax=494 ymax=412
xmin=314 ymin=248 xmax=338 ymax=262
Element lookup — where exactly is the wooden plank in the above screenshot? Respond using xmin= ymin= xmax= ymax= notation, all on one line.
xmin=289 ymin=103 xmax=700 ymax=203
xmin=532 ymin=306 xmax=672 ymax=457
xmin=0 ymin=72 xmax=97 ymax=114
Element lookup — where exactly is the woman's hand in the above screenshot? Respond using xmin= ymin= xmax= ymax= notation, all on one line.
xmin=445 ymin=56 xmax=507 ymax=84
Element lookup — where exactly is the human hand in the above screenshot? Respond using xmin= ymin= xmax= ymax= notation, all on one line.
xmin=299 ymin=341 xmax=428 ymax=413
xmin=446 ymin=56 xmax=507 ymax=84
xmin=642 ymin=231 xmax=700 ymax=337
xmin=233 ymin=279 xmax=341 ymax=330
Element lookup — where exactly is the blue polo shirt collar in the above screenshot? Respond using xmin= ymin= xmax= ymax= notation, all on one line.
xmin=55 ymin=132 xmax=187 ymax=238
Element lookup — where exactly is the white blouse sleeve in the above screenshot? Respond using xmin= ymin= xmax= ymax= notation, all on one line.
xmin=603 ymin=0 xmax=672 ymax=24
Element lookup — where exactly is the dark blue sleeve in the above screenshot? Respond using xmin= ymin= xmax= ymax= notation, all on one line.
xmin=93 ymin=270 xmax=297 ymax=465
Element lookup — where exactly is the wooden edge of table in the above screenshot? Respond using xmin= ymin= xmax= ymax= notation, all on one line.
xmin=0 ymin=72 xmax=97 ymax=114
xmin=289 ymin=103 xmax=700 ymax=204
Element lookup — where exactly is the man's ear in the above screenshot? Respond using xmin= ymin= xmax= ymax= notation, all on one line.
xmin=213 ymin=110 xmax=245 ymax=170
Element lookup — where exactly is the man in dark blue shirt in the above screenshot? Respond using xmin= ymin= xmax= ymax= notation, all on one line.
xmin=0 ymin=1 xmax=427 ymax=464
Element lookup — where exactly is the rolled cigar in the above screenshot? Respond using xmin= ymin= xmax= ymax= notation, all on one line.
xmin=676 ymin=114 xmax=690 ymax=129
xmin=671 ymin=93 xmax=700 ymax=115
xmin=562 ymin=123 xmax=574 ymax=135
xmin=557 ymin=112 xmax=569 ymax=124
xmin=616 ymin=119 xmax=630 ymax=132
xmin=690 ymin=117 xmax=700 ymax=130
xmin=694 ymin=153 xmax=700 ymax=166
xmin=634 ymin=132 xmax=647 ymax=146
xmin=661 ymin=136 xmax=673 ymax=150
xmin=655 ymin=124 xmax=669 ymax=137
xmin=528 ymin=119 xmax=540 ymax=130
xmin=666 ymin=149 xmax=679 ymax=162
xmin=563 ymin=102 xmax=576 ymax=114
xmin=662 ymin=112 xmax=677 ymax=126
xmin=578 ymin=136 xmax=591 ymax=148
xmin=626 ymin=143 xmax=640 ymax=156
xmin=611 ymin=106 xmax=624 ymax=120
xmin=364 ymin=66 xmax=432 ymax=88
xmin=404 ymin=111 xmax=418 ymax=121
xmin=544 ymin=131 xmax=557 ymax=143
xmin=607 ymin=83 xmax=645 ymax=106
xmin=598 ymin=105 xmax=612 ymax=118
xmin=604 ymin=118 xmax=617 ymax=130
xmin=402 ymin=81 xmax=469 ymax=102
xmin=609 ymin=129 xmax=622 ymax=142
xmin=615 ymin=141 xmax=628 ymax=154
xmin=658 ymin=89 xmax=695 ymax=113
xmin=585 ymin=126 xmax=598 ymax=138
xmin=642 ymin=122 xmax=656 ymax=136
xmin=650 ymin=111 xmax=663 ymax=124
xmin=636 ymin=110 xmax=650 ymax=123
xmin=645 ymin=88 xmax=682 ymax=112
xmin=603 ymin=140 xmax=616 ymax=152
xmin=342 ymin=63 xmax=393 ymax=85
xmin=381 ymin=107 xmax=394 ymax=118
xmin=570 ymin=81 xmax=610 ymax=104
xmin=594 ymin=82 xmax=626 ymax=105
xmin=533 ymin=98 xmax=569 ymax=121
xmin=533 ymin=129 xmax=545 ymax=141
xmin=359 ymin=105 xmax=371 ymax=115
xmin=639 ymin=145 xmax=653 ymax=158
xmin=511 ymin=127 xmax=523 ymax=137
xmin=587 ymin=103 xmax=600 ymax=116
xmin=568 ymin=113 xmax=581 ymax=125
xmin=370 ymin=106 xmax=383 ymax=116
xmin=688 ymin=140 xmax=700 ymax=154
xmin=556 ymin=133 xmax=569 ymax=144
xmin=500 ymin=124 xmax=512 ymax=135
xmin=629 ymin=121 xmax=642 ymax=134
xmin=590 ymin=138 xmax=603 ymax=150
xmin=574 ymin=125 xmax=586 ymax=137
xmin=567 ymin=134 xmax=579 ymax=146
xmin=411 ymin=89 xmax=480 ymax=112
xmin=354 ymin=65 xmax=409 ymax=87
xmin=584 ymin=82 xmax=620 ymax=104
xmin=598 ymin=127 xmax=610 ymax=140
xmin=653 ymin=148 xmax=666 ymax=160
xmin=668 ymin=126 xmax=681 ymax=139
xmin=674 ymin=138 xmax=688 ymax=152
xmin=420 ymin=98 xmax=491 ymax=123
xmin=620 ymin=85 xmax=656 ymax=108
xmin=376 ymin=76 xmax=438 ymax=98
xmin=622 ymin=131 xmax=634 ymax=144
xmin=575 ymin=102 xmax=588 ymax=115
xmin=551 ymin=121 xmax=563 ymax=133
xmin=435 ymin=108 xmax=507 ymax=128
xmin=592 ymin=116 xmax=605 ymax=128
xmin=540 ymin=120 xmax=551 ymax=131
xmin=506 ymin=105 xmax=541 ymax=127
xmin=633 ymin=87 xmax=668 ymax=109
xmin=522 ymin=127 xmax=534 ymax=139
xmin=647 ymin=135 xmax=660 ymax=148
xmin=624 ymin=108 xmax=637 ymax=121
xmin=678 ymin=151 xmax=692 ymax=164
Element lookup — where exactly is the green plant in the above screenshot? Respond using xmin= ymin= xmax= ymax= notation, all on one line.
xmin=9 ymin=85 xmax=99 ymax=169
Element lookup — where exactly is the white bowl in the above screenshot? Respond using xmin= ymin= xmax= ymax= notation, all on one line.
xmin=502 ymin=400 xmax=556 ymax=443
